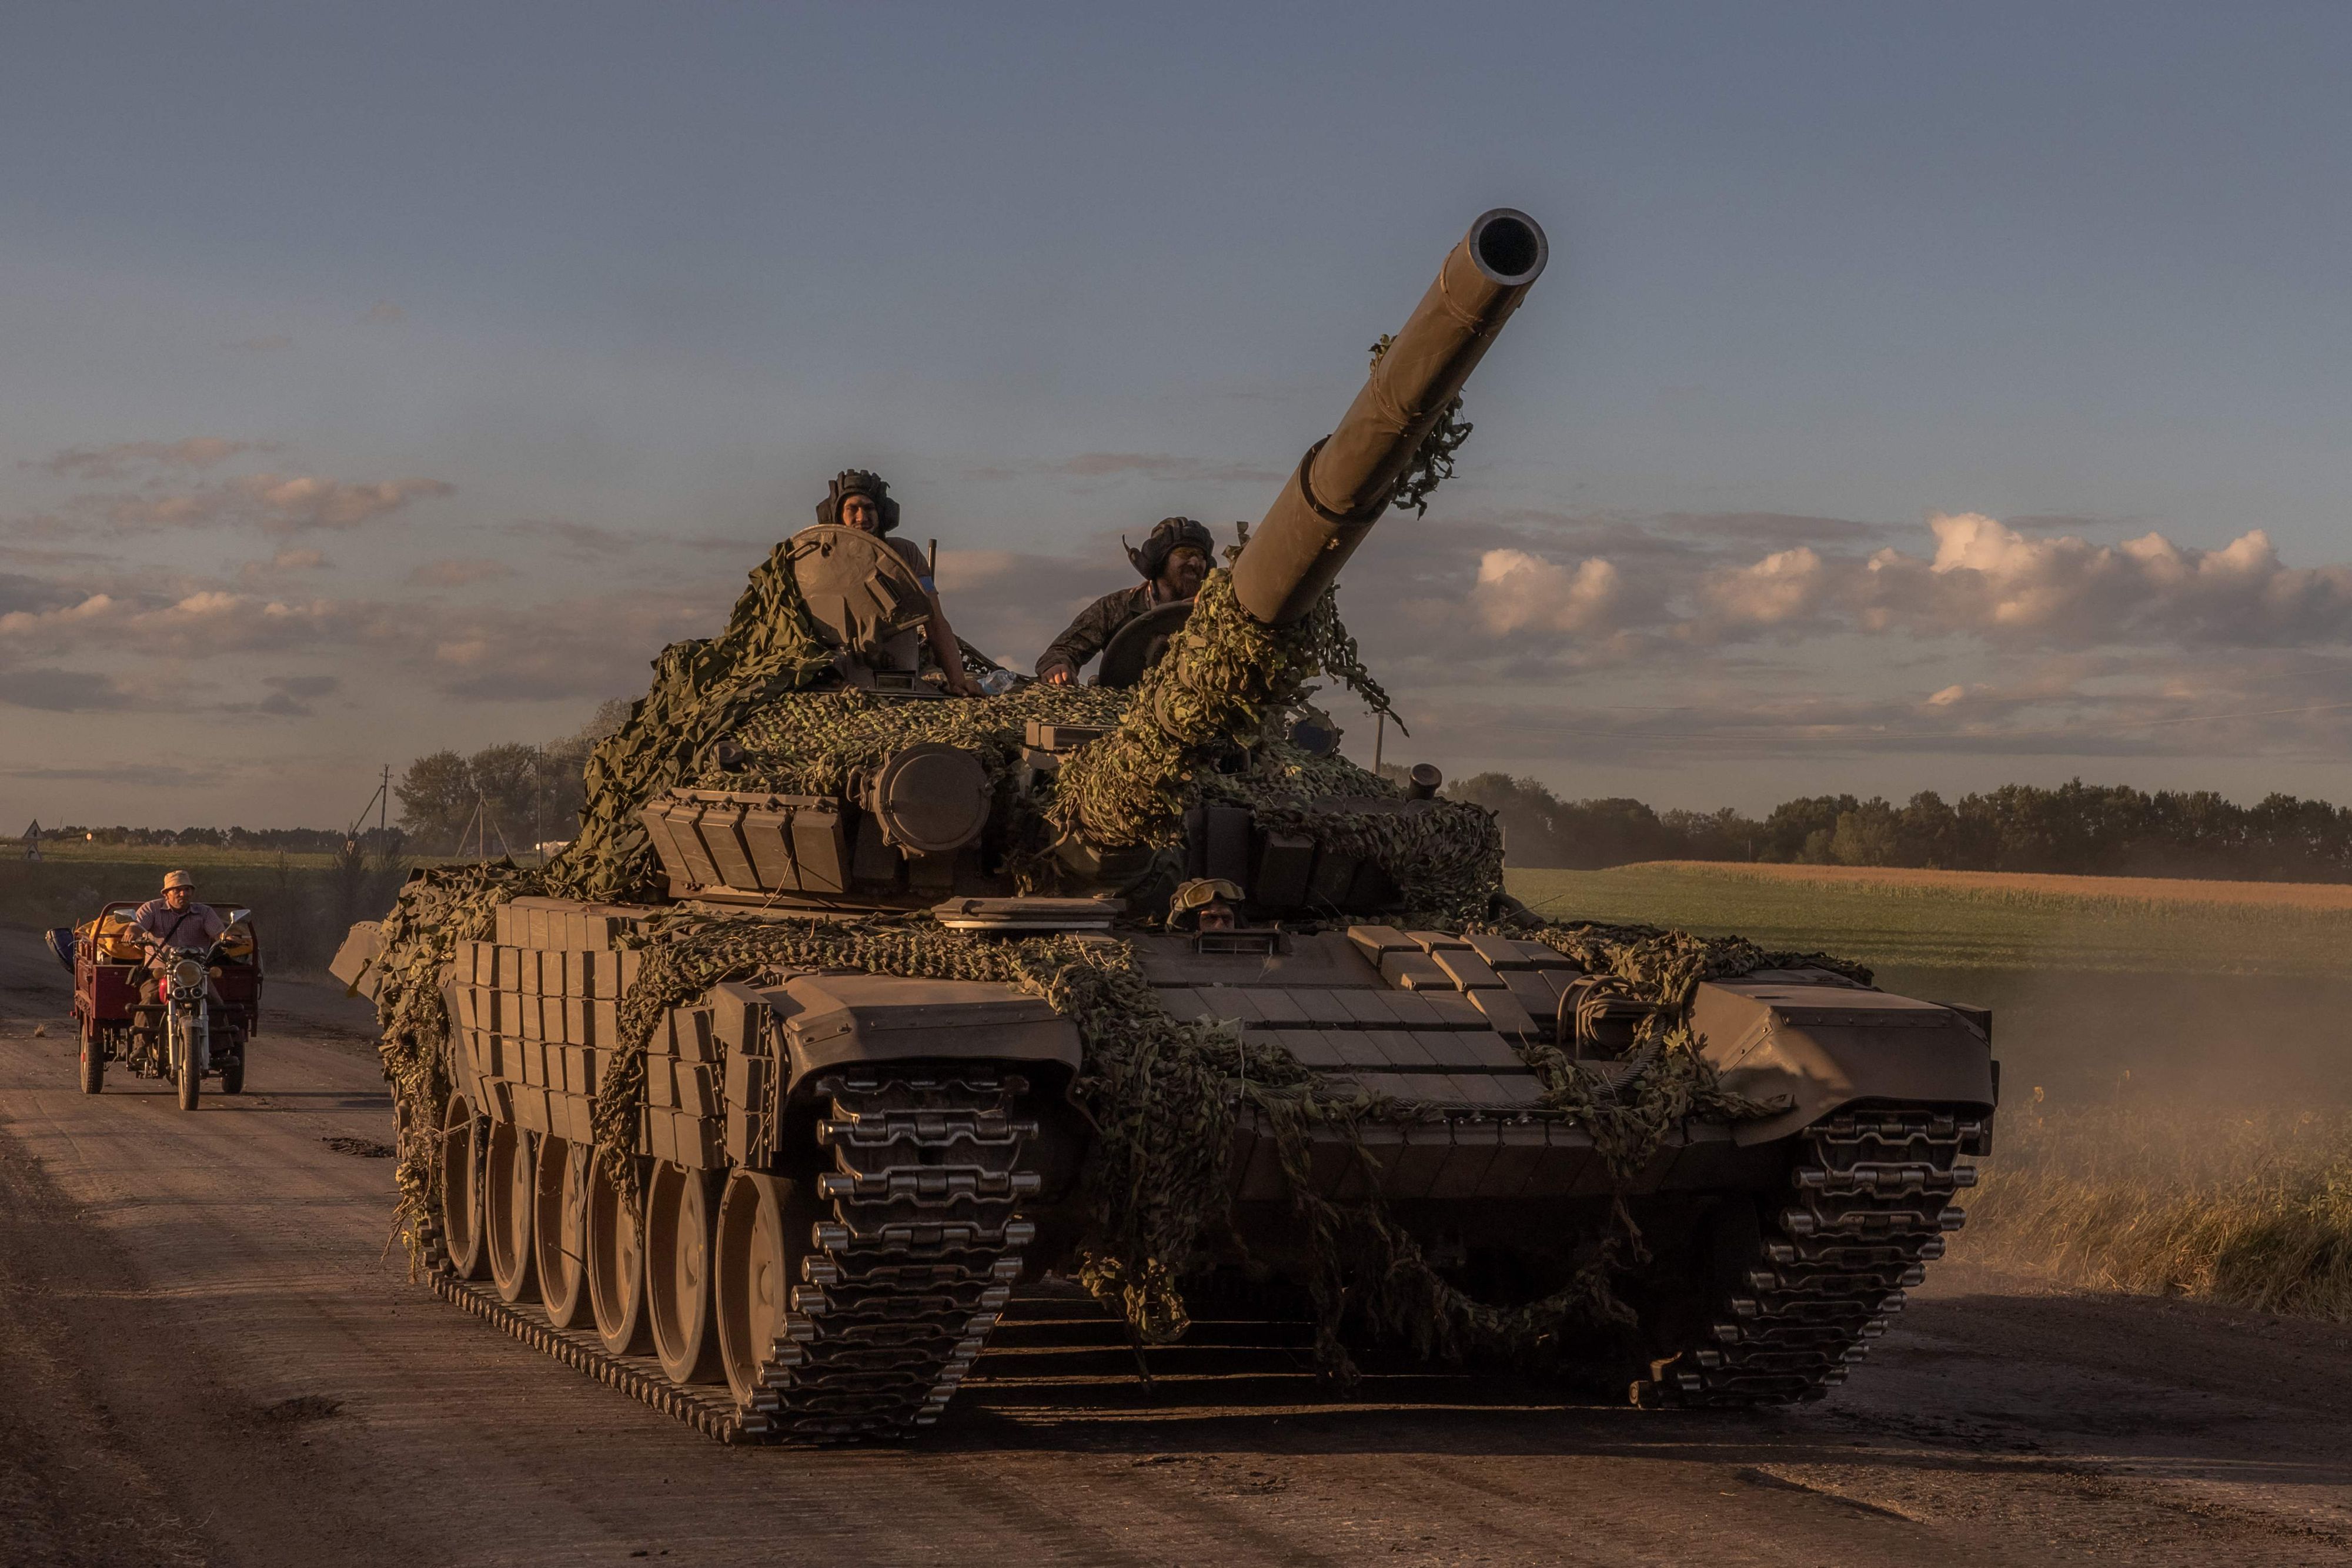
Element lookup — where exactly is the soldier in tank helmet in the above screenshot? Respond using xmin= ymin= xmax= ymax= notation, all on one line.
xmin=815 ymin=470 xmax=981 ymax=697
xmin=1036 ymin=516 xmax=1216 ymax=685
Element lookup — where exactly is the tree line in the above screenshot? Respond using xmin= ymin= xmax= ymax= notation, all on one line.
xmin=37 ymin=824 xmax=406 ymax=854
xmin=392 ymin=699 xmax=630 ymax=855
xmin=1448 ymin=774 xmax=2352 ymax=882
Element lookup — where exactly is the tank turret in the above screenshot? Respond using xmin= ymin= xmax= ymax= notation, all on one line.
xmin=589 ymin=213 xmax=1548 ymax=925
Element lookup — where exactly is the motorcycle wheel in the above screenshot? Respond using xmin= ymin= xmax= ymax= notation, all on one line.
xmin=78 ymin=1020 xmax=104 ymax=1095
xmin=219 ymin=1037 xmax=245 ymax=1095
xmin=175 ymin=1027 xmax=201 ymax=1112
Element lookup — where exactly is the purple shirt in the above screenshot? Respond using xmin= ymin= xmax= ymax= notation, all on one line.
xmin=132 ymin=898 xmax=226 ymax=953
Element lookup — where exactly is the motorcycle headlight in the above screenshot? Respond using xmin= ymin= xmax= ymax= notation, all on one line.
xmin=173 ymin=958 xmax=205 ymax=990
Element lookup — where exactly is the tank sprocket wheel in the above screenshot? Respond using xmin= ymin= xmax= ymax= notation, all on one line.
xmin=1632 ymin=1106 xmax=1984 ymax=1408
xmin=439 ymin=1092 xmax=489 ymax=1280
xmin=484 ymin=1122 xmax=537 ymax=1303
xmin=726 ymin=1071 xmax=1043 ymax=1441
xmin=534 ymin=1134 xmax=592 ymax=1329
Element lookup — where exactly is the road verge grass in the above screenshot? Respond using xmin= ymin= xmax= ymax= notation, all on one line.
xmin=1964 ymin=1103 xmax=2352 ymax=1323
xmin=1504 ymin=861 xmax=2352 ymax=1324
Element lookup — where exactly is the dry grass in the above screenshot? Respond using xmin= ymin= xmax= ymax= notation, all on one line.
xmin=1960 ymin=1098 xmax=2352 ymax=1323
xmin=1636 ymin=859 xmax=2352 ymax=913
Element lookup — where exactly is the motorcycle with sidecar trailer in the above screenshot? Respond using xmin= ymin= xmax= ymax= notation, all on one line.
xmin=49 ymin=902 xmax=262 ymax=1108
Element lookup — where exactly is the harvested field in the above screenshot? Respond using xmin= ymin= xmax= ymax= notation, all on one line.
xmin=1506 ymin=861 xmax=2352 ymax=975
xmin=1629 ymin=858 xmax=2352 ymax=912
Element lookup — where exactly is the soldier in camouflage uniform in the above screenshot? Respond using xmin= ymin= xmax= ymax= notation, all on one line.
xmin=1037 ymin=517 xmax=1215 ymax=685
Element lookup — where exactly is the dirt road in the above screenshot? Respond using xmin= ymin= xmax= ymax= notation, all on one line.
xmin=4 ymin=932 xmax=2350 ymax=1567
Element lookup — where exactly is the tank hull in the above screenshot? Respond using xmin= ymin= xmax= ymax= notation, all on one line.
xmin=397 ymin=897 xmax=1990 ymax=1439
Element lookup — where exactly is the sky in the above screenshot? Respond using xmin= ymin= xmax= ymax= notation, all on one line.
xmin=6 ymin=1 xmax=2352 ymax=830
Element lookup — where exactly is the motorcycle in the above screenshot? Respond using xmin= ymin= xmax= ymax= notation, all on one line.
xmin=126 ymin=910 xmax=255 ymax=1107
xmin=56 ymin=904 xmax=265 ymax=1102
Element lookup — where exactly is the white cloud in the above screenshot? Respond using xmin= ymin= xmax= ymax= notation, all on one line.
xmin=230 ymin=473 xmax=453 ymax=532
xmin=1468 ymin=549 xmax=1619 ymax=635
xmin=1854 ymin=513 xmax=2352 ymax=647
xmin=1704 ymin=546 xmax=1824 ymax=626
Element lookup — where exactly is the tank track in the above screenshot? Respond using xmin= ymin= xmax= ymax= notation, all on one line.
xmin=740 ymin=1070 xmax=1040 ymax=1441
xmin=431 ymin=1272 xmax=757 ymax=1442
xmin=423 ymin=1069 xmax=1037 ymax=1445
xmin=1637 ymin=1106 xmax=1984 ymax=1408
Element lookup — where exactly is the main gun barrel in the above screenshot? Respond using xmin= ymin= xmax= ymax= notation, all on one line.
xmin=1229 ymin=208 xmax=1548 ymax=626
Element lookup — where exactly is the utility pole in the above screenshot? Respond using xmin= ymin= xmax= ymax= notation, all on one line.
xmin=379 ymin=765 xmax=390 ymax=837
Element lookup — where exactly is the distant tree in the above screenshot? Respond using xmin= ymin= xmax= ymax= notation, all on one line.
xmin=582 ymin=696 xmax=633 ymax=741
xmin=395 ymin=751 xmax=475 ymax=854
xmin=1829 ymin=803 xmax=1900 ymax=866
xmin=465 ymin=743 xmax=542 ymax=850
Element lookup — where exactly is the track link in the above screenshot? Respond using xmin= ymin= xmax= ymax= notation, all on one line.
xmin=1638 ymin=1106 xmax=1985 ymax=1407
xmin=432 ymin=1272 xmax=756 ymax=1442
xmin=741 ymin=1071 xmax=1039 ymax=1442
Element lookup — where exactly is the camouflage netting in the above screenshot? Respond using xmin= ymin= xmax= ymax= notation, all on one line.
xmin=1257 ymin=797 xmax=1503 ymax=919
xmin=545 ymin=539 xmax=837 ymax=904
xmin=1051 ymin=570 xmax=1415 ymax=840
xmin=545 ymin=903 xmax=1793 ymax=1375
xmin=707 ymin=684 xmax=1128 ymax=798
xmin=1372 ymin=332 xmax=1472 ymax=519
xmin=1512 ymin=920 xmax=1876 ymax=1005
xmin=373 ymin=852 xmax=1835 ymax=1376
xmin=373 ymin=860 xmax=549 ymax=1268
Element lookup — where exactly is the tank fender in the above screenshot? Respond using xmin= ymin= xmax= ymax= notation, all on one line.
xmin=769 ymin=971 xmax=1081 ymax=1099
xmin=1689 ymin=978 xmax=1995 ymax=1146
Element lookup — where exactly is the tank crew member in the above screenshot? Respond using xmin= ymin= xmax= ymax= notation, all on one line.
xmin=127 ymin=868 xmax=226 ymax=1022
xmin=1037 ymin=516 xmax=1215 ymax=685
xmin=819 ymin=470 xmax=981 ymax=697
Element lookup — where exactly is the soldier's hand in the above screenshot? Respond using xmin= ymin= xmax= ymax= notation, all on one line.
xmin=1043 ymin=665 xmax=1071 ymax=686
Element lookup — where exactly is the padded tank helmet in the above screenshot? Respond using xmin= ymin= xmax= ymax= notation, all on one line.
xmin=1124 ymin=516 xmax=1216 ymax=581
xmin=815 ymin=469 xmax=903 ymax=536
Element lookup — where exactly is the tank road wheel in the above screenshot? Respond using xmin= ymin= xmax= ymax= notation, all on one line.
xmin=586 ymin=1149 xmax=652 ymax=1355
xmin=439 ymin=1093 xmax=489 ymax=1280
xmin=484 ymin=1122 xmax=537 ymax=1303
xmin=533 ymin=1135 xmax=592 ymax=1329
xmin=715 ymin=1170 xmax=809 ymax=1407
xmin=78 ymin=1019 xmax=104 ymax=1095
xmin=646 ymin=1161 xmax=723 ymax=1385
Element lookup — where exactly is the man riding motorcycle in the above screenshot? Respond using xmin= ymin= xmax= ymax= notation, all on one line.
xmin=129 ymin=869 xmax=226 ymax=1023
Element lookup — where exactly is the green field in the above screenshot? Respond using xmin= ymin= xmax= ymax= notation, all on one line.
xmin=0 ymin=850 xmax=404 ymax=972
xmin=1505 ymin=863 xmax=2352 ymax=979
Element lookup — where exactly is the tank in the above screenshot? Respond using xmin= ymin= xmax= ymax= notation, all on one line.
xmin=337 ymin=208 xmax=1996 ymax=1444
